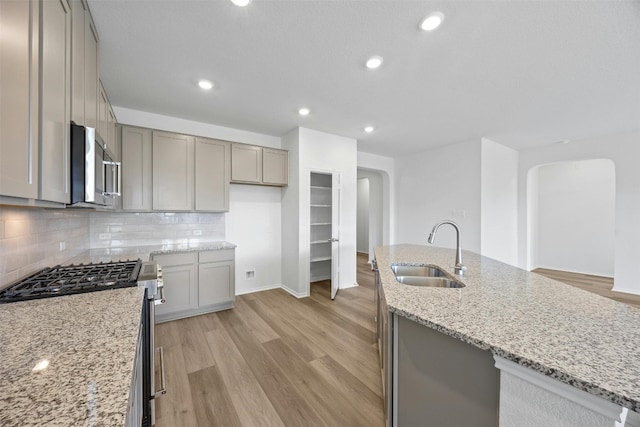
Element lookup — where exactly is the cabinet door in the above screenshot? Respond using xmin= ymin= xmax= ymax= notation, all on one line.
xmin=107 ymin=106 xmax=118 ymax=160
xmin=262 ymin=148 xmax=288 ymax=186
xmin=40 ymin=0 xmax=71 ymax=203
xmin=152 ymin=131 xmax=194 ymax=211
xmin=97 ymin=81 xmax=108 ymax=145
xmin=154 ymin=253 xmax=198 ymax=318
xmin=0 ymin=0 xmax=39 ymax=199
xmin=198 ymin=261 xmax=234 ymax=307
xmin=84 ymin=16 xmax=98 ymax=129
xmin=231 ymin=144 xmax=262 ymax=183
xmin=195 ymin=138 xmax=230 ymax=212
xmin=121 ymin=126 xmax=151 ymax=211
xmin=70 ymin=0 xmax=85 ymax=124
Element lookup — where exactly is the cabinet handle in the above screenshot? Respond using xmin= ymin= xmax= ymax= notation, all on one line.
xmin=154 ymin=285 xmax=165 ymax=305
xmin=102 ymin=161 xmax=121 ymax=197
xmin=326 ymin=238 xmax=339 ymax=243
xmin=154 ymin=347 xmax=167 ymax=396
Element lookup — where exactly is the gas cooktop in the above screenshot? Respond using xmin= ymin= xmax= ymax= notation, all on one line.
xmin=0 ymin=260 xmax=142 ymax=304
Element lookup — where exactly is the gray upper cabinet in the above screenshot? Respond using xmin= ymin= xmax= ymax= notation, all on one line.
xmin=83 ymin=13 xmax=98 ymax=130
xmin=263 ymin=148 xmax=288 ymax=186
xmin=121 ymin=126 xmax=152 ymax=211
xmin=152 ymin=131 xmax=194 ymax=211
xmin=0 ymin=0 xmax=39 ymax=200
xmin=39 ymin=0 xmax=71 ymax=204
xmin=231 ymin=144 xmax=288 ymax=187
xmin=70 ymin=0 xmax=85 ymax=124
xmin=231 ymin=144 xmax=262 ymax=183
xmin=195 ymin=138 xmax=230 ymax=212
xmin=97 ymin=81 xmax=108 ymax=145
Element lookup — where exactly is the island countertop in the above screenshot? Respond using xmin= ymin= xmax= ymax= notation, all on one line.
xmin=0 ymin=287 xmax=146 ymax=426
xmin=374 ymin=244 xmax=640 ymax=413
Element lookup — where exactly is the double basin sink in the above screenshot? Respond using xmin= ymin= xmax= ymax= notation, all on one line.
xmin=391 ymin=264 xmax=465 ymax=288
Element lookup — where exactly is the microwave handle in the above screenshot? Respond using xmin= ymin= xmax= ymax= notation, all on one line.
xmin=102 ymin=161 xmax=121 ymax=197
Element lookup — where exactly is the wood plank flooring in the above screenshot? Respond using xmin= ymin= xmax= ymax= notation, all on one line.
xmin=154 ymin=253 xmax=384 ymax=427
xmin=533 ymin=268 xmax=640 ymax=309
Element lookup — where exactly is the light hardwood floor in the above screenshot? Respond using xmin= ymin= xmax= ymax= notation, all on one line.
xmin=533 ymin=268 xmax=640 ymax=310
xmin=154 ymin=253 xmax=384 ymax=427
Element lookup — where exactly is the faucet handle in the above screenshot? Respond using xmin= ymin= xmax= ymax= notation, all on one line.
xmin=454 ymin=264 xmax=467 ymax=276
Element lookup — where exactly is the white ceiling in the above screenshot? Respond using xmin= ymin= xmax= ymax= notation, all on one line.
xmin=89 ymin=0 xmax=640 ymax=157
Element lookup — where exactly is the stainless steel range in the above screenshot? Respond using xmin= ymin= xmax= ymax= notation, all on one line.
xmin=0 ymin=259 xmax=165 ymax=427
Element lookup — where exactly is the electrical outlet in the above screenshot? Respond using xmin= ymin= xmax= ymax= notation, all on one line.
xmin=452 ymin=210 xmax=466 ymax=219
xmin=245 ymin=270 xmax=255 ymax=279
xmin=193 ymin=230 xmax=202 ymax=236
xmin=98 ymin=233 xmax=110 ymax=240
xmin=59 ymin=241 xmax=66 ymax=251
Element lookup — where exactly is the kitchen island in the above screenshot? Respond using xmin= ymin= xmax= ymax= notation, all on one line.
xmin=0 ymin=287 xmax=146 ymax=426
xmin=374 ymin=244 xmax=640 ymax=426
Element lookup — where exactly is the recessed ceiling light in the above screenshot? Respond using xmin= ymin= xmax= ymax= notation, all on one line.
xmin=364 ymin=126 xmax=375 ymax=133
xmin=420 ymin=12 xmax=444 ymax=31
xmin=198 ymin=79 xmax=213 ymax=90
xmin=365 ymin=56 xmax=383 ymax=70
xmin=231 ymin=0 xmax=251 ymax=6
xmin=298 ymin=107 xmax=310 ymax=116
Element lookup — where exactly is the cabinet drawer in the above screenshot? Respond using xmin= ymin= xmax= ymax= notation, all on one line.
xmin=152 ymin=252 xmax=197 ymax=267
xmin=199 ymin=249 xmax=234 ymax=263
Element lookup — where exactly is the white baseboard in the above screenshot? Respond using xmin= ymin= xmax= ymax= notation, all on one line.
xmin=281 ymin=284 xmax=309 ymax=299
xmin=235 ymin=283 xmax=282 ymax=296
xmin=611 ymin=286 xmax=640 ymax=296
xmin=341 ymin=282 xmax=359 ymax=290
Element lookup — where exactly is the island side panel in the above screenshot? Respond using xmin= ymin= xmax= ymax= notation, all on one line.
xmin=395 ymin=314 xmax=499 ymax=426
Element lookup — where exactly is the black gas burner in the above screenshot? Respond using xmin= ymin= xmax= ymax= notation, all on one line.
xmin=0 ymin=260 xmax=142 ymax=303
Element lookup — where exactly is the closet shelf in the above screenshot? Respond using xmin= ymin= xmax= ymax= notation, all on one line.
xmin=310 ymin=256 xmax=332 ymax=263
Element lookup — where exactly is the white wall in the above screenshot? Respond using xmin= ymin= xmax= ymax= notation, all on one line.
xmin=395 ymin=139 xmax=482 ymax=252
xmin=114 ymin=106 xmax=284 ymax=294
xmin=281 ymin=127 xmax=358 ymax=297
xmin=356 ymin=178 xmax=370 ymax=254
xmin=518 ymin=131 xmax=640 ymax=294
xmin=357 ymin=151 xmax=395 ymax=246
xmin=480 ymin=138 xmax=519 ymax=265
xmin=226 ymin=185 xmax=282 ymax=294
xmin=280 ymin=128 xmax=301 ymax=296
xmin=533 ymin=159 xmax=616 ymax=277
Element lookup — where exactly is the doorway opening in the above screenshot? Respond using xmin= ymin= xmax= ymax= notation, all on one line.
xmin=309 ymin=171 xmax=340 ymax=299
xmin=527 ymin=158 xmax=616 ymax=278
xmin=357 ymin=168 xmax=385 ymax=263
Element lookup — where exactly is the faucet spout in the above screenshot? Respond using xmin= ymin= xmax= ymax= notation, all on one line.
xmin=427 ymin=220 xmax=466 ymax=276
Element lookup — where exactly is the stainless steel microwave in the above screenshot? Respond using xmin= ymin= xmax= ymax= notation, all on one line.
xmin=69 ymin=122 xmax=121 ymax=207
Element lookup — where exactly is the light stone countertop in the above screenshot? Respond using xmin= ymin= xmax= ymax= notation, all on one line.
xmin=0 ymin=287 xmax=146 ymax=426
xmin=67 ymin=241 xmax=237 ymax=264
xmin=374 ymin=244 xmax=640 ymax=413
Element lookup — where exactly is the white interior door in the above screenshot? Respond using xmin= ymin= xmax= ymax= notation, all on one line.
xmin=330 ymin=172 xmax=341 ymax=299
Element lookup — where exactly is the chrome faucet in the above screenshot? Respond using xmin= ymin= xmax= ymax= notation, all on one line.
xmin=427 ymin=220 xmax=467 ymax=276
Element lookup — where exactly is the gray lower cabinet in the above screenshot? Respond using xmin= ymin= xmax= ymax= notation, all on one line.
xmin=153 ymin=249 xmax=235 ymax=323
xmin=393 ymin=314 xmax=499 ymax=427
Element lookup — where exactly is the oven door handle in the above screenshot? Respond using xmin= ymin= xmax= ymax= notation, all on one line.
xmin=154 ymin=346 xmax=167 ymax=396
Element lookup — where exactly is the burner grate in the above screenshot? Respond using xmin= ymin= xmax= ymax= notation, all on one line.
xmin=0 ymin=260 xmax=142 ymax=303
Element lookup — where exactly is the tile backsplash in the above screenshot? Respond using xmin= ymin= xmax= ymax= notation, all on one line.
xmin=0 ymin=207 xmax=90 ymax=287
xmin=0 ymin=207 xmax=226 ymax=287
xmin=90 ymin=212 xmax=225 ymax=249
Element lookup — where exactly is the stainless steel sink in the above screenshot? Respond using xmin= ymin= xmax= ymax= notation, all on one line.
xmin=391 ymin=265 xmax=447 ymax=277
xmin=390 ymin=264 xmax=465 ymax=288
xmin=395 ymin=276 xmax=465 ymax=288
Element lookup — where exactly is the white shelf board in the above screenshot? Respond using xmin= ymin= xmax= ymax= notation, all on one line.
xmin=310 ymin=256 xmax=332 ymax=263
xmin=311 ymin=222 xmax=331 ymax=226
xmin=310 ymin=240 xmax=330 ymax=245
xmin=310 ymin=204 xmax=332 ymax=207
xmin=310 ymin=186 xmax=331 ymax=190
